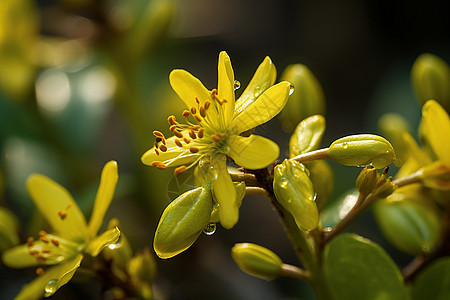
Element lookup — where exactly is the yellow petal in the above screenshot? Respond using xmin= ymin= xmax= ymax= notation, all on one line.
xmin=88 ymin=161 xmax=118 ymax=237
xmin=141 ymin=135 xmax=199 ymax=167
xmin=26 ymin=175 xmax=87 ymax=243
xmin=422 ymin=100 xmax=450 ymax=164
xmin=217 ymin=51 xmax=235 ymax=124
xmin=85 ymin=227 xmax=120 ymax=257
xmin=230 ymin=81 xmax=291 ymax=133
xmin=14 ymin=254 xmax=83 ymax=299
xmin=227 ymin=135 xmax=279 ymax=169
xmin=234 ymin=56 xmax=277 ymax=116
xmin=169 ymin=69 xmax=211 ymax=108
xmin=211 ymin=156 xmax=238 ymax=229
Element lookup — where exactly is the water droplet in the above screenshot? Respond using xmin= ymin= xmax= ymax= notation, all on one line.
xmin=234 ymin=80 xmax=241 ymax=91
xmin=289 ymin=84 xmax=295 ymax=95
xmin=45 ymin=279 xmax=58 ymax=295
xmin=253 ymin=86 xmax=261 ymax=98
xmin=342 ymin=142 xmax=349 ymax=149
xmin=203 ymin=223 xmax=216 ymax=236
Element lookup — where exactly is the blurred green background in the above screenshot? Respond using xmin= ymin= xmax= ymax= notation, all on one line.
xmin=0 ymin=0 xmax=449 ymax=299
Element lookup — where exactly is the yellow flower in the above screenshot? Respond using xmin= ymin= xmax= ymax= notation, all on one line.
xmin=141 ymin=51 xmax=292 ymax=229
xmin=2 ymin=161 xmax=120 ymax=299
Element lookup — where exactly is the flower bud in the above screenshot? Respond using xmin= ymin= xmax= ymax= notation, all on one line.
xmin=102 ymin=219 xmax=133 ymax=270
xmin=289 ymin=115 xmax=326 ymax=158
xmin=378 ymin=113 xmax=412 ymax=166
xmin=279 ymin=64 xmax=326 ymax=131
xmin=128 ymin=248 xmax=157 ymax=286
xmin=306 ymin=160 xmax=334 ymax=210
xmin=356 ymin=166 xmax=379 ymax=197
xmin=0 ymin=207 xmax=20 ymax=252
xmin=273 ymin=160 xmax=319 ymax=231
xmin=231 ymin=243 xmax=283 ymax=280
xmin=373 ymin=186 xmax=442 ymax=256
xmin=153 ymin=186 xmax=213 ymax=259
xmin=328 ymin=134 xmax=396 ymax=169
xmin=411 ymin=53 xmax=450 ymax=111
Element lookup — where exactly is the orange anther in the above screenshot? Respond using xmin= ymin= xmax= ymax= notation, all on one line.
xmin=39 ymin=230 xmax=47 ymax=237
xmin=183 ymin=138 xmax=191 ymax=144
xmin=58 ymin=211 xmax=67 ymax=220
xmin=190 ymin=107 xmax=197 ymax=114
xmin=40 ymin=236 xmax=49 ymax=243
xmin=204 ymin=100 xmax=211 ymax=110
xmin=174 ymin=166 xmax=187 ymax=177
xmin=174 ymin=130 xmax=184 ymax=138
xmin=182 ymin=110 xmax=190 ymax=118
xmin=156 ymin=162 xmax=167 ymax=170
xmin=194 ymin=115 xmax=202 ymax=123
xmin=159 ymin=144 xmax=168 ymax=152
xmin=51 ymin=239 xmax=60 ymax=247
xmin=66 ymin=204 xmax=72 ymax=210
xmin=36 ymin=268 xmax=45 ymax=276
xmin=195 ymin=97 xmax=200 ymax=104
xmin=198 ymin=128 xmax=204 ymax=138
xmin=212 ymin=134 xmax=221 ymax=143
xmin=175 ymin=139 xmax=183 ymax=147
xmin=168 ymin=115 xmax=177 ymax=125
xmin=155 ymin=148 xmax=160 ymax=155
xmin=161 ymin=137 xmax=166 ymax=145
xmin=29 ymin=249 xmax=39 ymax=256
xmin=190 ymin=147 xmax=199 ymax=153
xmin=189 ymin=130 xmax=197 ymax=139
xmin=151 ymin=161 xmax=163 ymax=166
xmin=42 ymin=249 xmax=51 ymax=254
xmin=153 ymin=131 xmax=165 ymax=138
xmin=27 ymin=237 xmax=35 ymax=247
xmin=200 ymin=106 xmax=206 ymax=118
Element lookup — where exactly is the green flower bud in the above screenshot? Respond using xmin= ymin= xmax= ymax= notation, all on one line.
xmin=306 ymin=160 xmax=334 ymax=210
xmin=273 ymin=159 xmax=319 ymax=231
xmin=154 ymin=186 xmax=213 ymax=259
xmin=128 ymin=248 xmax=157 ymax=300
xmin=373 ymin=186 xmax=443 ymax=256
xmin=102 ymin=219 xmax=133 ymax=270
xmin=0 ymin=206 xmax=20 ymax=252
xmin=231 ymin=243 xmax=283 ymax=280
xmin=279 ymin=64 xmax=326 ymax=131
xmin=356 ymin=167 xmax=379 ymax=197
xmin=411 ymin=53 xmax=450 ymax=111
xmin=289 ymin=115 xmax=326 ymax=158
xmin=328 ymin=134 xmax=396 ymax=169
xmin=378 ymin=113 xmax=412 ymax=166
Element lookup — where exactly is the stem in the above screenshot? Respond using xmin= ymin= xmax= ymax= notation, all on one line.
xmin=245 ymin=186 xmax=267 ymax=195
xmin=280 ymin=264 xmax=310 ymax=281
xmin=290 ymin=148 xmax=330 ymax=164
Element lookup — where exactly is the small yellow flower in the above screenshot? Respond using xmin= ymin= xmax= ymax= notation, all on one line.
xmin=141 ymin=51 xmax=292 ymax=229
xmin=2 ymin=161 xmax=120 ymax=299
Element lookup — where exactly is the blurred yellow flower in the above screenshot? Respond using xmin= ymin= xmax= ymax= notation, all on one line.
xmin=2 ymin=161 xmax=120 ymax=299
xmin=141 ymin=51 xmax=292 ymax=229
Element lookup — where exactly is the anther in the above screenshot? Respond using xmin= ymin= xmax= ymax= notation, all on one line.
xmin=169 ymin=125 xmax=177 ymax=132
xmin=174 ymin=130 xmax=184 ymax=138
xmin=36 ymin=268 xmax=45 ymax=276
xmin=174 ymin=166 xmax=187 ymax=177
xmin=198 ymin=128 xmax=204 ymax=138
xmin=195 ymin=97 xmax=200 ymax=104
xmin=200 ymin=106 xmax=206 ymax=118
xmin=153 ymin=131 xmax=165 ymax=139
xmin=182 ymin=110 xmax=190 ymax=118
xmin=212 ymin=134 xmax=221 ymax=143
xmin=40 ymin=236 xmax=49 ymax=243
xmin=51 ymin=239 xmax=60 ymax=247
xmin=151 ymin=161 xmax=164 ymax=167
xmin=204 ymin=100 xmax=211 ymax=110
xmin=189 ymin=130 xmax=197 ymax=139
xmin=183 ymin=138 xmax=191 ymax=144
xmin=190 ymin=107 xmax=197 ymax=115
xmin=29 ymin=249 xmax=39 ymax=256
xmin=39 ymin=230 xmax=47 ymax=237
xmin=155 ymin=162 xmax=167 ymax=170
xmin=66 ymin=204 xmax=72 ymax=210
xmin=194 ymin=115 xmax=202 ymax=123
xmin=175 ymin=139 xmax=183 ymax=147
xmin=27 ymin=237 xmax=35 ymax=247
xmin=190 ymin=147 xmax=199 ymax=153
xmin=42 ymin=249 xmax=51 ymax=254
xmin=58 ymin=211 xmax=67 ymax=220
xmin=159 ymin=144 xmax=168 ymax=152
xmin=168 ymin=115 xmax=177 ymax=125
xmin=161 ymin=137 xmax=166 ymax=145
xmin=155 ymin=148 xmax=160 ymax=155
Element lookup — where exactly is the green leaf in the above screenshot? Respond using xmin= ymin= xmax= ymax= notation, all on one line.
xmin=320 ymin=189 xmax=358 ymax=228
xmin=411 ymin=257 xmax=450 ymax=300
xmin=153 ymin=186 xmax=213 ymax=259
xmin=324 ymin=233 xmax=407 ymax=300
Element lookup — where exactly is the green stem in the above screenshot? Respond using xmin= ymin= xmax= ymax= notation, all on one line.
xmin=290 ymin=148 xmax=330 ymax=164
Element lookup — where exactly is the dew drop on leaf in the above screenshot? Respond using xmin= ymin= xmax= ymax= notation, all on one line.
xmin=203 ymin=223 xmax=216 ymax=236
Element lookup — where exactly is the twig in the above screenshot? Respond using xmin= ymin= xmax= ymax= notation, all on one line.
xmin=280 ymin=264 xmax=310 ymax=281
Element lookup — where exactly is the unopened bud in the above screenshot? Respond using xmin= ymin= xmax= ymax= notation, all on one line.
xmin=231 ymin=243 xmax=283 ymax=280
xmin=289 ymin=115 xmax=326 ymax=158
xmin=328 ymin=134 xmax=396 ymax=169
xmin=373 ymin=186 xmax=442 ymax=256
xmin=279 ymin=64 xmax=325 ymax=131
xmin=273 ymin=160 xmax=319 ymax=231
xmin=356 ymin=167 xmax=379 ymax=197
xmin=153 ymin=186 xmax=213 ymax=259
xmin=411 ymin=53 xmax=450 ymax=111
xmin=103 ymin=219 xmax=132 ymax=269
xmin=128 ymin=248 xmax=157 ymax=285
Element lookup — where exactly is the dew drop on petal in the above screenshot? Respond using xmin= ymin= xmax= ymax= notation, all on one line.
xmin=253 ymin=86 xmax=261 ymax=98
xmin=289 ymin=84 xmax=295 ymax=95
xmin=234 ymin=80 xmax=241 ymax=91
xmin=342 ymin=142 xmax=349 ymax=149
xmin=203 ymin=223 xmax=216 ymax=236
xmin=45 ymin=279 xmax=58 ymax=295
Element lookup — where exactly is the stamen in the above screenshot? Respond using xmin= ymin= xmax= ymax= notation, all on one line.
xmin=40 ymin=236 xmax=49 ymax=243
xmin=182 ymin=110 xmax=190 ymax=118
xmin=155 ymin=148 xmax=160 ymax=155
xmin=66 ymin=204 xmax=72 ymax=210
xmin=194 ymin=115 xmax=202 ymax=123
xmin=190 ymin=147 xmax=199 ymax=153
xmin=168 ymin=115 xmax=177 ymax=125
xmin=174 ymin=166 xmax=187 ymax=177
xmin=212 ymin=134 xmax=221 ymax=143
xmin=39 ymin=230 xmax=47 ymax=237
xmin=175 ymin=139 xmax=183 ymax=147
xmin=161 ymin=137 xmax=166 ymax=145
xmin=27 ymin=237 xmax=35 ymax=247
xmin=36 ymin=268 xmax=45 ymax=276
xmin=204 ymin=100 xmax=211 ymax=110
xmin=169 ymin=125 xmax=177 ymax=132
xmin=42 ymin=249 xmax=51 ymax=254
xmin=183 ymin=138 xmax=191 ymax=144
xmin=159 ymin=144 xmax=168 ymax=152
xmin=51 ymin=239 xmax=60 ymax=247
xmin=200 ymin=106 xmax=206 ymax=118
xmin=195 ymin=97 xmax=200 ymax=104
xmin=174 ymin=130 xmax=184 ymax=139
xmin=58 ymin=211 xmax=67 ymax=220
xmin=155 ymin=162 xmax=167 ymax=170
xmin=29 ymin=249 xmax=39 ymax=256
xmin=153 ymin=131 xmax=165 ymax=139
xmin=190 ymin=107 xmax=197 ymax=114
xmin=189 ymin=130 xmax=197 ymax=139
xmin=198 ymin=128 xmax=204 ymax=138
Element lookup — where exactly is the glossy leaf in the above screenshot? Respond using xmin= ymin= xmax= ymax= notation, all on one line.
xmin=411 ymin=257 xmax=450 ymax=300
